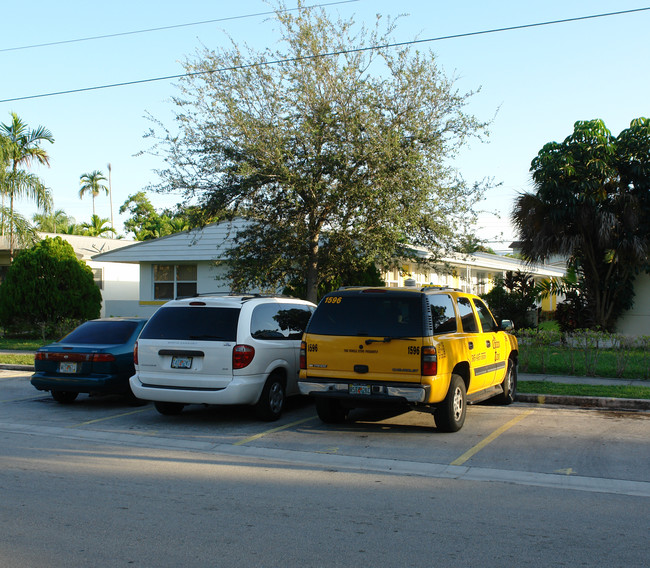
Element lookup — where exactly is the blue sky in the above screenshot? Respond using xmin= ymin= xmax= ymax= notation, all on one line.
xmin=2 ymin=1 xmax=649 ymax=251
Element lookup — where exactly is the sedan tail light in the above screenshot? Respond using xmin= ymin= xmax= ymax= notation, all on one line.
xmin=35 ymin=352 xmax=115 ymax=363
xmin=233 ymin=344 xmax=255 ymax=369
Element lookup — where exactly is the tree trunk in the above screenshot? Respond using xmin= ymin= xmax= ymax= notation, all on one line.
xmin=306 ymin=233 xmax=320 ymax=304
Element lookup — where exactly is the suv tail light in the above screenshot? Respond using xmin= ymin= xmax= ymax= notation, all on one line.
xmin=133 ymin=341 xmax=139 ymax=365
xmin=421 ymin=346 xmax=437 ymax=376
xmin=299 ymin=341 xmax=307 ymax=369
xmin=233 ymin=344 xmax=255 ymax=369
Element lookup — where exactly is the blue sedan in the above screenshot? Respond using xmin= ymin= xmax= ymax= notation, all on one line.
xmin=31 ymin=318 xmax=148 ymax=404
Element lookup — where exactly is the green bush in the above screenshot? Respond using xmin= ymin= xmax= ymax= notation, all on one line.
xmin=0 ymin=237 xmax=101 ymax=339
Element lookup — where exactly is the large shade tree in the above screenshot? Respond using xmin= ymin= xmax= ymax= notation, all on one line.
xmin=512 ymin=118 xmax=650 ymax=331
xmin=149 ymin=1 xmax=489 ymax=302
xmin=0 ymin=112 xmax=53 ymax=259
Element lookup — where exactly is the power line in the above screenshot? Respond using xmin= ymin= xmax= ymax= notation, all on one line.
xmin=2 ymin=6 xmax=648 ymax=104
xmin=0 ymin=0 xmax=360 ymax=53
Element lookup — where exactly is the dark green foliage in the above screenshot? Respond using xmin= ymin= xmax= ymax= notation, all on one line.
xmin=481 ymin=271 xmax=537 ymax=330
xmin=283 ymin=262 xmax=385 ymax=301
xmin=0 ymin=237 xmax=101 ymax=338
xmin=150 ymin=3 xmax=489 ymax=302
xmin=513 ymin=118 xmax=650 ymax=331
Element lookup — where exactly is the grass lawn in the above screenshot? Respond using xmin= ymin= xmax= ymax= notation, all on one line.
xmin=518 ymin=381 xmax=650 ymax=400
xmin=520 ymin=345 xmax=650 ymax=380
xmin=0 ymin=338 xmax=49 ymax=351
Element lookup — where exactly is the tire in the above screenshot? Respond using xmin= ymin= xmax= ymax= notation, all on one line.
xmin=495 ymin=358 xmax=517 ymax=405
xmin=154 ymin=401 xmax=184 ymax=416
xmin=255 ymin=374 xmax=286 ymax=421
xmin=315 ymin=399 xmax=349 ymax=424
xmin=51 ymin=390 xmax=78 ymax=404
xmin=435 ymin=374 xmax=466 ymax=432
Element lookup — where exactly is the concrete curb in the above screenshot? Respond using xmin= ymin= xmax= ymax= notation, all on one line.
xmin=516 ymin=393 xmax=650 ymax=411
xmin=0 ymin=364 xmax=34 ymax=371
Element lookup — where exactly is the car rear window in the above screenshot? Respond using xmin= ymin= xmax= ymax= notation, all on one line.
xmin=139 ymin=306 xmax=239 ymax=341
xmin=60 ymin=320 xmax=140 ymax=345
xmin=307 ymin=294 xmax=423 ymax=337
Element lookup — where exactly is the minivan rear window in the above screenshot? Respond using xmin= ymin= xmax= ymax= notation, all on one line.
xmin=307 ymin=294 xmax=423 ymax=337
xmin=139 ymin=307 xmax=239 ymax=341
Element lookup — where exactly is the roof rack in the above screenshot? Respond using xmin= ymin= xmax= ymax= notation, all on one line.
xmin=181 ymin=292 xmax=299 ymax=301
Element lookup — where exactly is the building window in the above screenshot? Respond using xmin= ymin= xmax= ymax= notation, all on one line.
xmin=153 ymin=264 xmax=197 ymax=300
xmin=92 ymin=267 xmax=103 ymax=290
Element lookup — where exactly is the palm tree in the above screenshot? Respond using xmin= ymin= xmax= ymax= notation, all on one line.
xmin=81 ymin=214 xmax=116 ymax=237
xmin=33 ymin=209 xmax=76 ymax=233
xmin=0 ymin=113 xmax=54 ymax=259
xmin=79 ymin=170 xmax=108 ymax=217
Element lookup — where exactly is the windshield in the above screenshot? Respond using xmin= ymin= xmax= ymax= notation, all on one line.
xmin=307 ymin=294 xmax=423 ymax=337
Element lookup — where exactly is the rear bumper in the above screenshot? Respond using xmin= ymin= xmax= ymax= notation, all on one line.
xmin=298 ymin=379 xmax=429 ymax=404
xmin=129 ymin=373 xmax=267 ymax=406
xmin=31 ymin=372 xmax=129 ymax=394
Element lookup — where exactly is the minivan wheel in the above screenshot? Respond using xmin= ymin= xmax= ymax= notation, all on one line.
xmin=154 ymin=401 xmax=184 ymax=416
xmin=316 ymin=399 xmax=349 ymax=424
xmin=51 ymin=390 xmax=78 ymax=404
xmin=255 ymin=375 xmax=286 ymax=421
xmin=435 ymin=374 xmax=466 ymax=432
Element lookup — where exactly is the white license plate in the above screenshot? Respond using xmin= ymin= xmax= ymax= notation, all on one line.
xmin=349 ymin=384 xmax=371 ymax=395
xmin=171 ymin=356 xmax=193 ymax=369
xmin=59 ymin=362 xmax=77 ymax=374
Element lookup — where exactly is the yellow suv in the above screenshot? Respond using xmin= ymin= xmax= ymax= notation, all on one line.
xmin=299 ymin=286 xmax=518 ymax=432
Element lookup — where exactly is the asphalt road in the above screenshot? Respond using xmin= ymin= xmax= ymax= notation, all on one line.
xmin=1 ymin=370 xmax=649 ymax=567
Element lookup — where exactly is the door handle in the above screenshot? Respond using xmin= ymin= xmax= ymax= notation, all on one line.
xmin=486 ymin=340 xmax=491 ymax=348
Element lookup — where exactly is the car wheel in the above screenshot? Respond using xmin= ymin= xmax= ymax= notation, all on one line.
xmin=435 ymin=374 xmax=466 ymax=432
xmin=315 ymin=399 xmax=349 ymax=424
xmin=154 ymin=401 xmax=184 ymax=416
xmin=51 ymin=390 xmax=78 ymax=404
xmin=495 ymin=358 xmax=517 ymax=405
xmin=255 ymin=374 xmax=286 ymax=421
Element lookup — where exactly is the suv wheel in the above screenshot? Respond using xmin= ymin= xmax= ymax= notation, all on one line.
xmin=435 ymin=374 xmax=466 ymax=432
xmin=154 ymin=401 xmax=185 ymax=416
xmin=495 ymin=358 xmax=517 ymax=405
xmin=255 ymin=374 xmax=286 ymax=421
xmin=316 ymin=399 xmax=349 ymax=424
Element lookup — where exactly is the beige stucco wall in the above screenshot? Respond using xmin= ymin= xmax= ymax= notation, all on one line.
xmin=616 ymin=272 xmax=650 ymax=336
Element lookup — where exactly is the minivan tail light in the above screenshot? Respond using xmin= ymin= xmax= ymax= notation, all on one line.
xmin=133 ymin=341 xmax=139 ymax=365
xmin=233 ymin=344 xmax=255 ymax=369
xmin=422 ymin=346 xmax=437 ymax=376
xmin=299 ymin=341 xmax=307 ymax=369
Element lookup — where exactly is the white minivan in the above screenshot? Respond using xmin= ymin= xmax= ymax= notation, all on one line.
xmin=130 ymin=294 xmax=316 ymax=420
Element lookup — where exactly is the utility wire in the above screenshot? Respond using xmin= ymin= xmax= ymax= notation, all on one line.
xmin=0 ymin=0 xmax=360 ymax=53
xmin=1 ymin=6 xmax=648 ymax=104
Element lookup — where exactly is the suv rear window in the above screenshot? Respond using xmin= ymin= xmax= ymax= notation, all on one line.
xmin=307 ymin=294 xmax=423 ymax=337
xmin=140 ymin=307 xmax=239 ymax=341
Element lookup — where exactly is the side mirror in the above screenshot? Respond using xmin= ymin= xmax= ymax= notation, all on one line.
xmin=500 ymin=319 xmax=514 ymax=332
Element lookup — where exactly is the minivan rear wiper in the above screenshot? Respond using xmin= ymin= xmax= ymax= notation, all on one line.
xmin=365 ymin=336 xmax=415 ymax=345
